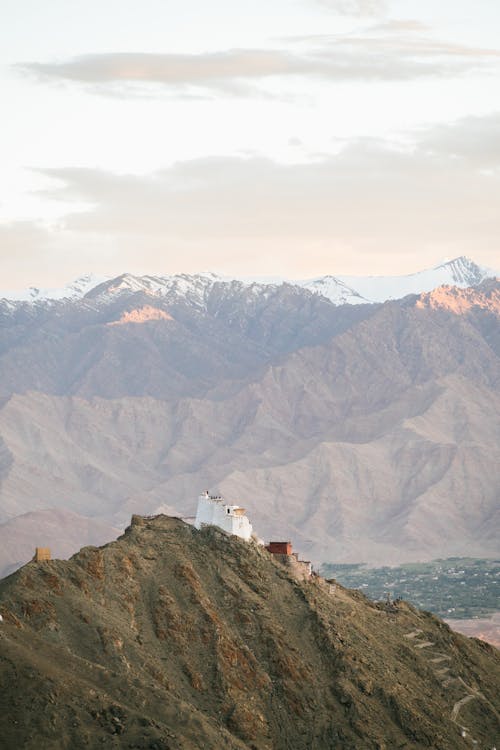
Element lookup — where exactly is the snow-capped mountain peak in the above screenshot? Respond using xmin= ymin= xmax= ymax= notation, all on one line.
xmin=328 ymin=256 xmax=497 ymax=304
xmin=296 ymin=275 xmax=369 ymax=305
xmin=434 ymin=256 xmax=493 ymax=287
xmin=85 ymin=272 xmax=226 ymax=309
xmin=0 ymin=257 xmax=497 ymax=308
xmin=0 ymin=273 xmax=110 ymax=303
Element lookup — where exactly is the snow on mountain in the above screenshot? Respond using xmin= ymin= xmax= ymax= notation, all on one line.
xmin=0 ymin=257 xmax=497 ymax=307
xmin=262 ymin=256 xmax=497 ymax=304
xmin=331 ymin=256 xmax=497 ymax=304
xmin=86 ymin=271 xmax=224 ymax=309
xmin=0 ymin=271 xmax=224 ymax=311
xmin=0 ymin=273 xmax=109 ymax=303
xmin=295 ymin=276 xmax=369 ymax=305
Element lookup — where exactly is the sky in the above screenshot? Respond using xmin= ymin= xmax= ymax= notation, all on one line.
xmin=1 ymin=0 xmax=500 ymax=287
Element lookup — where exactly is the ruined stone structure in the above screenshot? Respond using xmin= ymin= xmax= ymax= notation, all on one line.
xmin=34 ymin=547 xmax=51 ymax=562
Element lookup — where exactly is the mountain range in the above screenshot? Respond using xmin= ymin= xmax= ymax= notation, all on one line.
xmin=1 ymin=514 xmax=499 ymax=749
xmin=1 ymin=255 xmax=496 ymax=306
xmin=0 ymin=257 xmax=498 ymax=578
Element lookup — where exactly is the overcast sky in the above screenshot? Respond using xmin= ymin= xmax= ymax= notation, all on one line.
xmin=1 ymin=0 xmax=499 ymax=286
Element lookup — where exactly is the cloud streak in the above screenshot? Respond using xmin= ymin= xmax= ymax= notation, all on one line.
xmin=420 ymin=112 xmax=500 ymax=167
xmin=18 ymin=29 xmax=500 ymax=96
xmin=315 ymin=0 xmax=387 ymax=17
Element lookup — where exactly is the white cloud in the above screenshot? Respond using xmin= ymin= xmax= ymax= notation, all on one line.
xmin=315 ymin=0 xmax=387 ymax=17
xmin=370 ymin=20 xmax=430 ymax=32
xmin=419 ymin=112 xmax=500 ymax=167
xmin=17 ymin=29 xmax=500 ymax=98
xmin=0 ymin=112 xmax=493 ymax=282
xmin=0 ymin=220 xmax=119 ymax=288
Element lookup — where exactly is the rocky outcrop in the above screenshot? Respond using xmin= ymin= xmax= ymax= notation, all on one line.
xmin=108 ymin=305 xmax=174 ymax=325
xmin=416 ymin=279 xmax=500 ymax=314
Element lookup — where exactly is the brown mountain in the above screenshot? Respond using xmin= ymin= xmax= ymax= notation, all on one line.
xmin=0 ymin=281 xmax=372 ymax=401
xmin=0 ymin=279 xmax=498 ymax=569
xmin=416 ymin=279 xmax=500 ymax=314
xmin=0 ymin=515 xmax=498 ymax=750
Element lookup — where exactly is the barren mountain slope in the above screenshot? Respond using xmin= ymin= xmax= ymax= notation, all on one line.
xmin=0 ymin=282 xmax=498 ymax=568
xmin=416 ymin=278 xmax=500 ymax=315
xmin=0 ymin=283 xmax=373 ymax=400
xmin=3 ymin=378 xmax=497 ymax=564
xmin=0 ymin=515 xmax=498 ymax=750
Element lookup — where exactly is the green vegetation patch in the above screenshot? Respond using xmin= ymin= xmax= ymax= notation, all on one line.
xmin=320 ymin=558 xmax=500 ymax=619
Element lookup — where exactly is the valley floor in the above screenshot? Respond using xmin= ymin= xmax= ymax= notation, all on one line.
xmin=321 ymin=558 xmax=500 ymax=647
xmin=445 ymin=612 xmax=500 ymax=650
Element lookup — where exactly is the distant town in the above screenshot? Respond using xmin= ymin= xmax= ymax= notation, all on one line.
xmin=321 ymin=558 xmax=500 ymax=620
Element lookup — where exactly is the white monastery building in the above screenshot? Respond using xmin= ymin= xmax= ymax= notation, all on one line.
xmin=194 ymin=491 xmax=253 ymax=541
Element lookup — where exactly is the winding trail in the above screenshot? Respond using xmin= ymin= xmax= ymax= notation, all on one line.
xmin=403 ymin=627 xmax=488 ymax=747
xmin=451 ymin=694 xmax=476 ymax=723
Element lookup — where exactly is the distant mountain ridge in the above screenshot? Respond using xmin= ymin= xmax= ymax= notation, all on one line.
xmin=0 ymin=256 xmax=497 ymax=307
xmin=302 ymin=256 xmax=497 ymax=304
xmin=0 ymin=277 xmax=498 ymax=574
xmin=0 ymin=272 xmax=108 ymax=303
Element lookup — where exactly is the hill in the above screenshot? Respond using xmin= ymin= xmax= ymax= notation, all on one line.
xmin=0 ymin=515 xmax=498 ymax=749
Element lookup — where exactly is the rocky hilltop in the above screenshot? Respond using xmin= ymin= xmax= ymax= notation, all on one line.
xmin=0 ymin=515 xmax=499 ymax=749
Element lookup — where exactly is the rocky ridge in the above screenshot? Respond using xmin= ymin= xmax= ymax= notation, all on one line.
xmin=416 ymin=279 xmax=500 ymax=314
xmin=0 ymin=514 xmax=498 ymax=750
xmin=0 ymin=256 xmax=496 ymax=307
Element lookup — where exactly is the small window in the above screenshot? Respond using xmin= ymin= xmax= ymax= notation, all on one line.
xmin=227 ymin=508 xmax=230 ymax=514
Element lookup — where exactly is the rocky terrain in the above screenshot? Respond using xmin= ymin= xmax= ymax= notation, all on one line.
xmin=0 ymin=515 xmax=498 ymax=749
xmin=0 ymin=271 xmax=498 ymax=570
